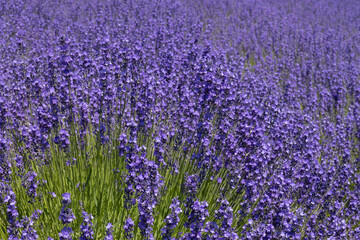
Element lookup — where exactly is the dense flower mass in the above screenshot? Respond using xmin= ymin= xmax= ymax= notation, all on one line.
xmin=0 ymin=0 xmax=360 ymax=239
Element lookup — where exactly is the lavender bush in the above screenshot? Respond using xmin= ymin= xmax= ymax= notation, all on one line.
xmin=0 ymin=0 xmax=360 ymax=239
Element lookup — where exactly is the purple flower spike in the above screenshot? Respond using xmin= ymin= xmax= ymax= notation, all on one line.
xmin=124 ymin=218 xmax=134 ymax=239
xmin=80 ymin=211 xmax=94 ymax=240
xmin=184 ymin=200 xmax=209 ymax=239
xmin=161 ymin=197 xmax=182 ymax=240
xmin=59 ymin=193 xmax=75 ymax=224
xmin=61 ymin=193 xmax=71 ymax=206
xmin=22 ymin=171 xmax=39 ymax=203
xmin=1 ymin=184 xmax=20 ymax=239
xmin=59 ymin=227 xmax=73 ymax=240
xmin=54 ymin=129 xmax=70 ymax=150
xmin=105 ymin=223 xmax=114 ymax=240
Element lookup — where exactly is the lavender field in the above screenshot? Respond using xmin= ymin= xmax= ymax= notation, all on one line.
xmin=1 ymin=0 xmax=360 ymax=239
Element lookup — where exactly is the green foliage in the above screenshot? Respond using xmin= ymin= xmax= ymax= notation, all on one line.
xmin=0 ymin=125 xmax=242 ymax=239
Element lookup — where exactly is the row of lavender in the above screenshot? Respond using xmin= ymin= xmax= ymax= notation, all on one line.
xmin=0 ymin=0 xmax=360 ymax=239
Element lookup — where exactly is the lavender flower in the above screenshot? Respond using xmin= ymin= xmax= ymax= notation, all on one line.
xmin=59 ymin=193 xmax=75 ymax=224
xmin=20 ymin=210 xmax=42 ymax=240
xmin=184 ymin=200 xmax=209 ymax=240
xmin=124 ymin=218 xmax=134 ymax=239
xmin=22 ymin=171 xmax=38 ymax=203
xmin=138 ymin=194 xmax=155 ymax=240
xmin=213 ymin=199 xmax=238 ymax=239
xmin=161 ymin=197 xmax=182 ymax=240
xmin=54 ymin=129 xmax=70 ymax=150
xmin=118 ymin=133 xmax=128 ymax=157
xmin=2 ymin=184 xmax=20 ymax=239
xmin=105 ymin=223 xmax=114 ymax=240
xmin=59 ymin=227 xmax=73 ymax=240
xmin=183 ymin=174 xmax=199 ymax=222
xmin=80 ymin=211 xmax=94 ymax=240
xmin=0 ymin=137 xmax=11 ymax=181
xmin=61 ymin=193 xmax=71 ymax=207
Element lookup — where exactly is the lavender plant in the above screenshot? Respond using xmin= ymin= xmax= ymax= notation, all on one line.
xmin=0 ymin=0 xmax=360 ymax=239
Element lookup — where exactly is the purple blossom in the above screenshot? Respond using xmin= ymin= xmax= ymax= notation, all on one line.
xmin=124 ymin=218 xmax=134 ymax=239
xmin=105 ymin=223 xmax=114 ymax=240
xmin=2 ymin=184 xmax=20 ymax=239
xmin=0 ymin=137 xmax=11 ymax=181
xmin=213 ymin=199 xmax=238 ymax=239
xmin=21 ymin=171 xmax=38 ymax=203
xmin=138 ymin=194 xmax=155 ymax=240
xmin=183 ymin=200 xmax=209 ymax=240
xmin=118 ymin=133 xmax=128 ymax=157
xmin=59 ymin=193 xmax=75 ymax=224
xmin=59 ymin=227 xmax=73 ymax=240
xmin=54 ymin=129 xmax=70 ymax=150
xmin=61 ymin=193 xmax=71 ymax=206
xmin=79 ymin=211 xmax=94 ymax=240
xmin=20 ymin=210 xmax=42 ymax=240
xmin=183 ymin=174 xmax=199 ymax=222
xmin=161 ymin=197 xmax=182 ymax=240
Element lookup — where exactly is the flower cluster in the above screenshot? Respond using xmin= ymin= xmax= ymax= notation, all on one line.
xmin=22 ymin=171 xmax=39 ymax=203
xmin=161 ymin=197 xmax=182 ymax=240
xmin=105 ymin=223 xmax=114 ymax=240
xmin=1 ymin=183 xmax=20 ymax=239
xmin=54 ymin=129 xmax=70 ymax=151
xmin=124 ymin=219 xmax=134 ymax=240
xmin=59 ymin=227 xmax=73 ymax=240
xmin=59 ymin=193 xmax=75 ymax=240
xmin=183 ymin=200 xmax=209 ymax=240
xmin=212 ymin=199 xmax=238 ymax=239
xmin=59 ymin=193 xmax=75 ymax=224
xmin=79 ymin=211 xmax=94 ymax=240
xmin=20 ymin=210 xmax=42 ymax=240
